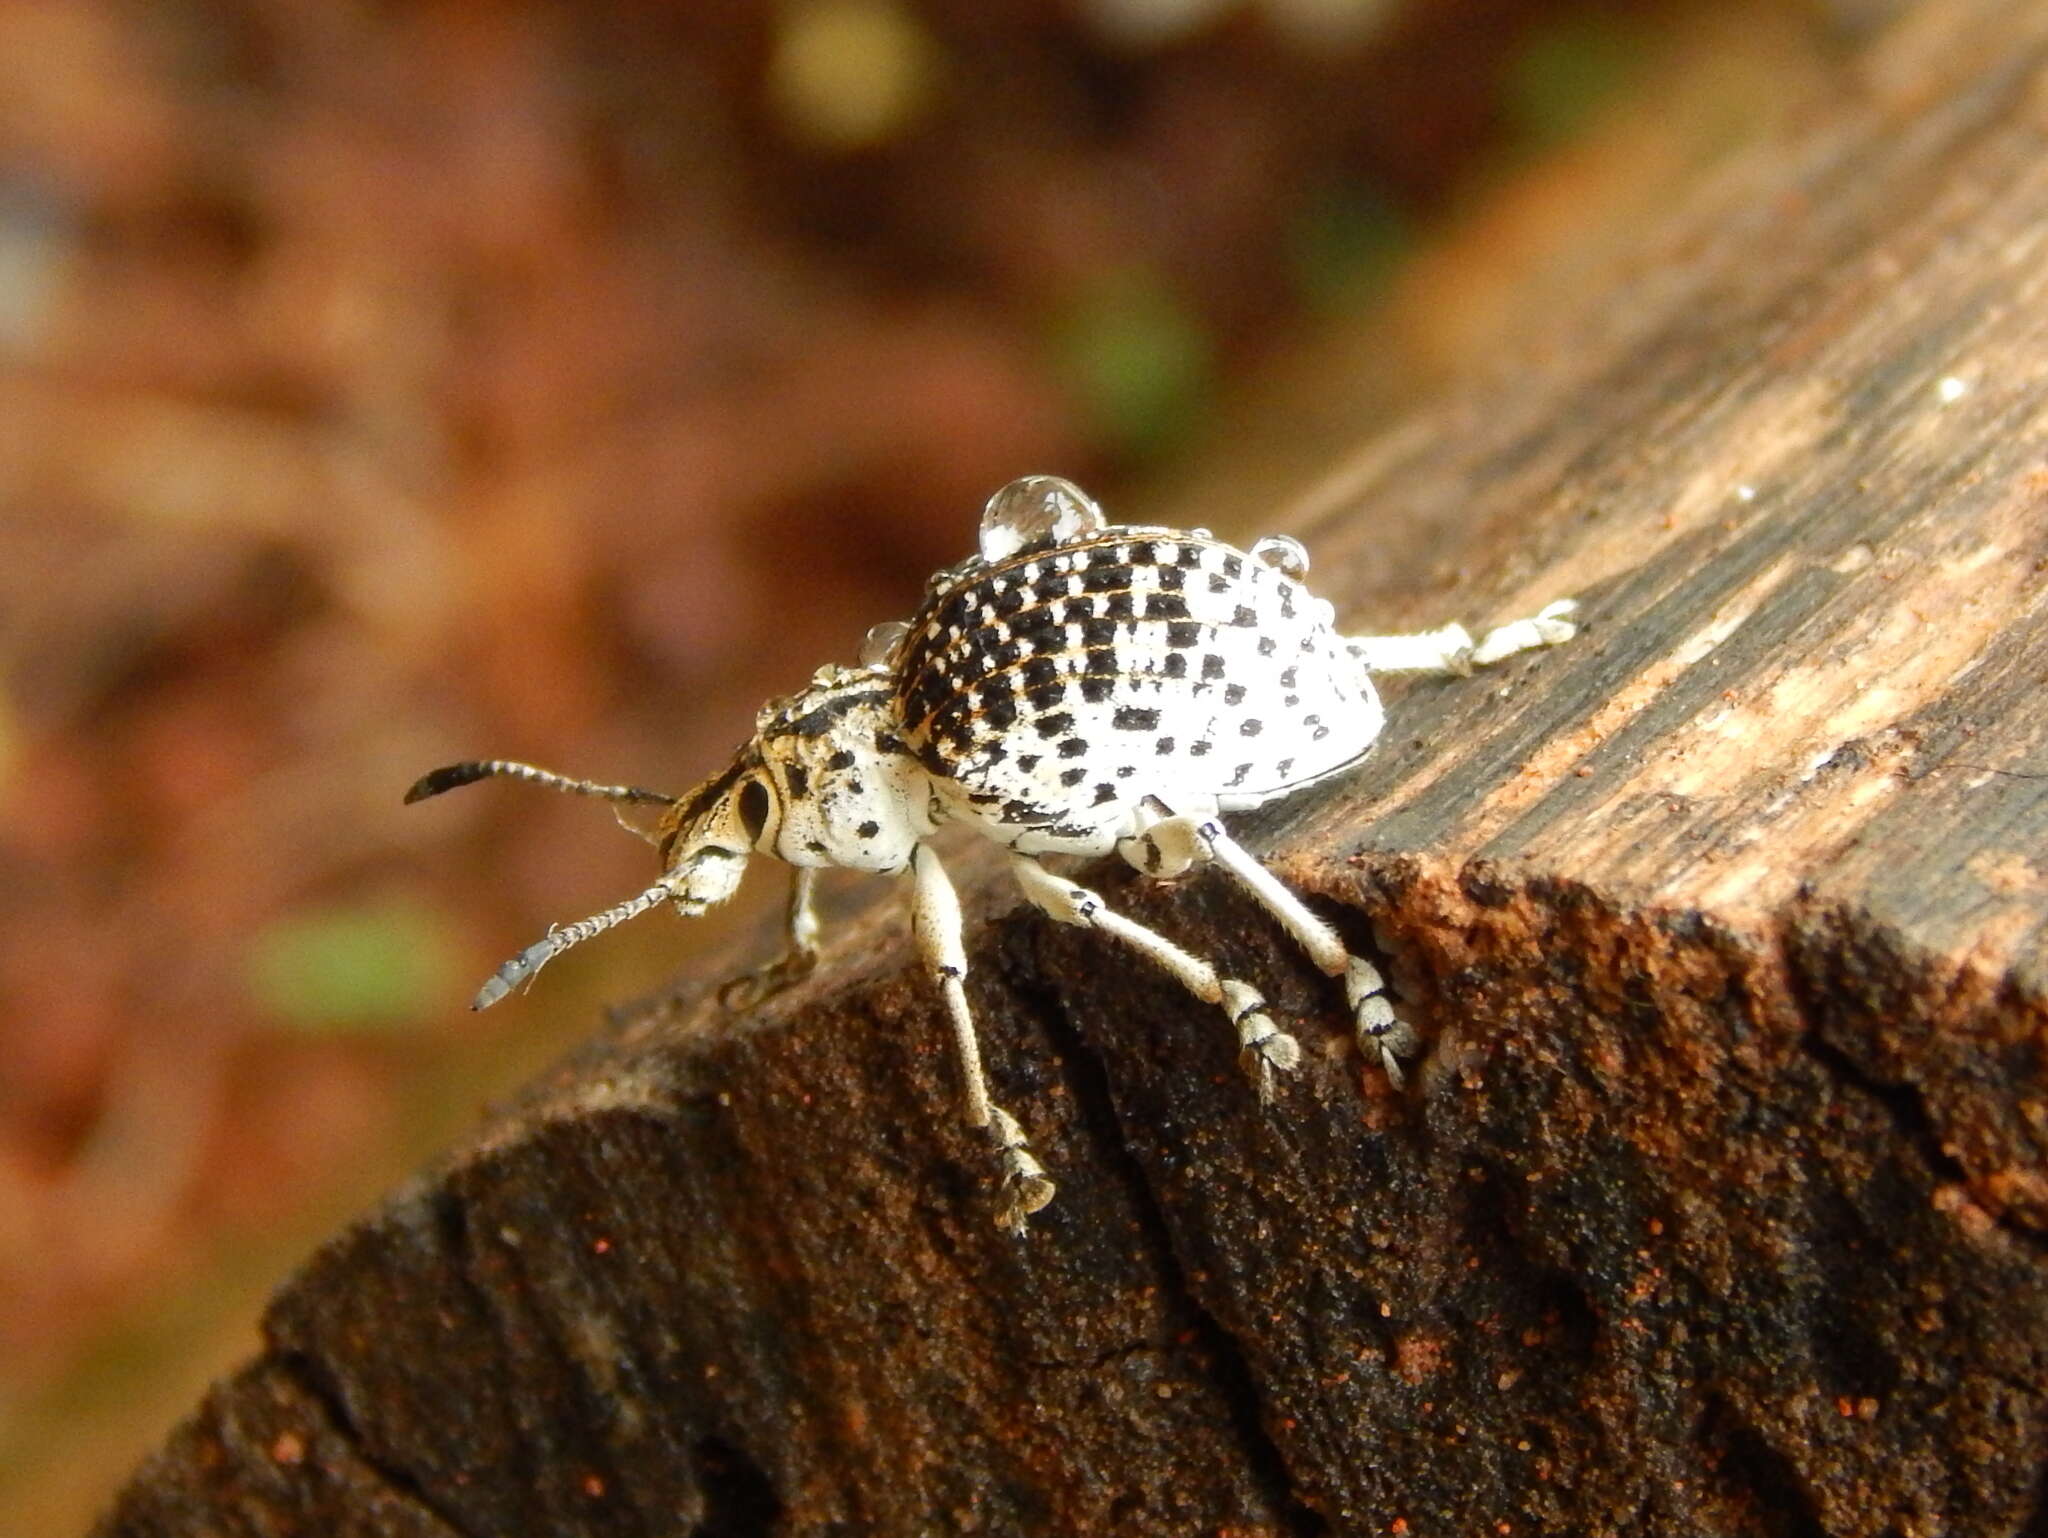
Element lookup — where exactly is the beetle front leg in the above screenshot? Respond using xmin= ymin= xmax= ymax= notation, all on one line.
xmin=911 ymin=844 xmax=1055 ymax=1234
xmin=719 ymin=867 xmax=824 ymax=1011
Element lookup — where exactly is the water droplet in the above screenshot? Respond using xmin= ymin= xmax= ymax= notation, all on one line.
xmin=861 ymin=619 xmax=911 ymax=667
xmin=978 ymin=475 xmax=1106 ymax=561
xmin=1250 ymin=534 xmax=1310 ymax=579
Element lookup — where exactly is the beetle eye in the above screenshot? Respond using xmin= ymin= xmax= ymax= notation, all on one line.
xmin=737 ymin=777 xmax=772 ymax=843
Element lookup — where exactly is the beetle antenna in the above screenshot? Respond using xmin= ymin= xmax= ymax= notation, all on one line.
xmin=472 ymin=875 xmax=682 ymax=1010
xmin=406 ymin=759 xmax=676 ymax=807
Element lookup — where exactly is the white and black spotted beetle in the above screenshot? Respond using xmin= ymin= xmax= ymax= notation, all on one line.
xmin=408 ymin=477 xmax=1575 ymax=1231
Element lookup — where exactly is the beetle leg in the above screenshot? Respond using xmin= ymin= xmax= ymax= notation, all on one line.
xmin=719 ymin=867 xmax=823 ymax=1010
xmin=1346 ymin=599 xmax=1576 ymax=676
xmin=1115 ymin=795 xmax=1219 ymax=879
xmin=1009 ymin=854 xmax=1300 ymax=1101
xmin=1201 ymin=827 xmax=1418 ymax=1084
xmin=1124 ymin=800 xmax=1418 ymax=1085
xmin=1470 ymin=599 xmax=1579 ymax=666
xmin=911 ymin=844 xmax=1055 ymax=1234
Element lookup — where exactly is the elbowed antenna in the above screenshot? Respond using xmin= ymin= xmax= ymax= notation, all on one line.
xmin=472 ymin=875 xmax=684 ymax=1009
xmin=405 ymin=759 xmax=676 ymax=806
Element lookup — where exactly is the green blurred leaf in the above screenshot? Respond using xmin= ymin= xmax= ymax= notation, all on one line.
xmin=1289 ymin=180 xmax=1411 ymax=309
xmin=1505 ymin=12 xmax=1645 ymax=149
xmin=1052 ymin=268 xmax=1214 ymax=458
xmin=246 ymin=896 xmax=457 ymax=1033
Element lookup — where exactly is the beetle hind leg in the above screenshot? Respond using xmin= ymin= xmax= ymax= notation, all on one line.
xmin=1345 ymin=598 xmax=1577 ymax=677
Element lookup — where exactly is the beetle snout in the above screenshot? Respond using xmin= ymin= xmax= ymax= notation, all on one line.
xmin=671 ymin=843 xmax=749 ymax=914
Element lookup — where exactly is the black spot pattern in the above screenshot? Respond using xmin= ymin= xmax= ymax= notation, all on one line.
xmin=893 ymin=526 xmax=1379 ymax=838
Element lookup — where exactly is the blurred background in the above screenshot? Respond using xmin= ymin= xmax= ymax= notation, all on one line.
xmin=0 ymin=0 xmax=1869 ymax=1526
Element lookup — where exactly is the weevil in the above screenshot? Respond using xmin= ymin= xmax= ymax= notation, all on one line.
xmin=408 ymin=477 xmax=1575 ymax=1230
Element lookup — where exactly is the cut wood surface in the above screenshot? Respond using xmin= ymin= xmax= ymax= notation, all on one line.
xmin=103 ymin=2 xmax=2048 ymax=1535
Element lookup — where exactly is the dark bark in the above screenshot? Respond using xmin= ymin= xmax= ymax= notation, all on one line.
xmin=102 ymin=1 xmax=2048 ymax=1533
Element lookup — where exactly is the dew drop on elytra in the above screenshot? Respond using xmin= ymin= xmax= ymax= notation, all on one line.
xmin=978 ymin=475 xmax=1106 ymax=562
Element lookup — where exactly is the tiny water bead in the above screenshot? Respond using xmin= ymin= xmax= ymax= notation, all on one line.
xmin=861 ymin=619 xmax=912 ymax=668
xmin=1251 ymin=534 xmax=1310 ymax=579
xmin=977 ymin=475 xmax=1107 ymax=562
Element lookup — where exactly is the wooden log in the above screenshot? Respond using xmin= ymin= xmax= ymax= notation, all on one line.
xmin=102 ymin=1 xmax=2048 ymax=1534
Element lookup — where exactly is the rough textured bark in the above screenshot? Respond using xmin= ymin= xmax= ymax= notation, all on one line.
xmin=102 ymin=1 xmax=2048 ymax=1534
